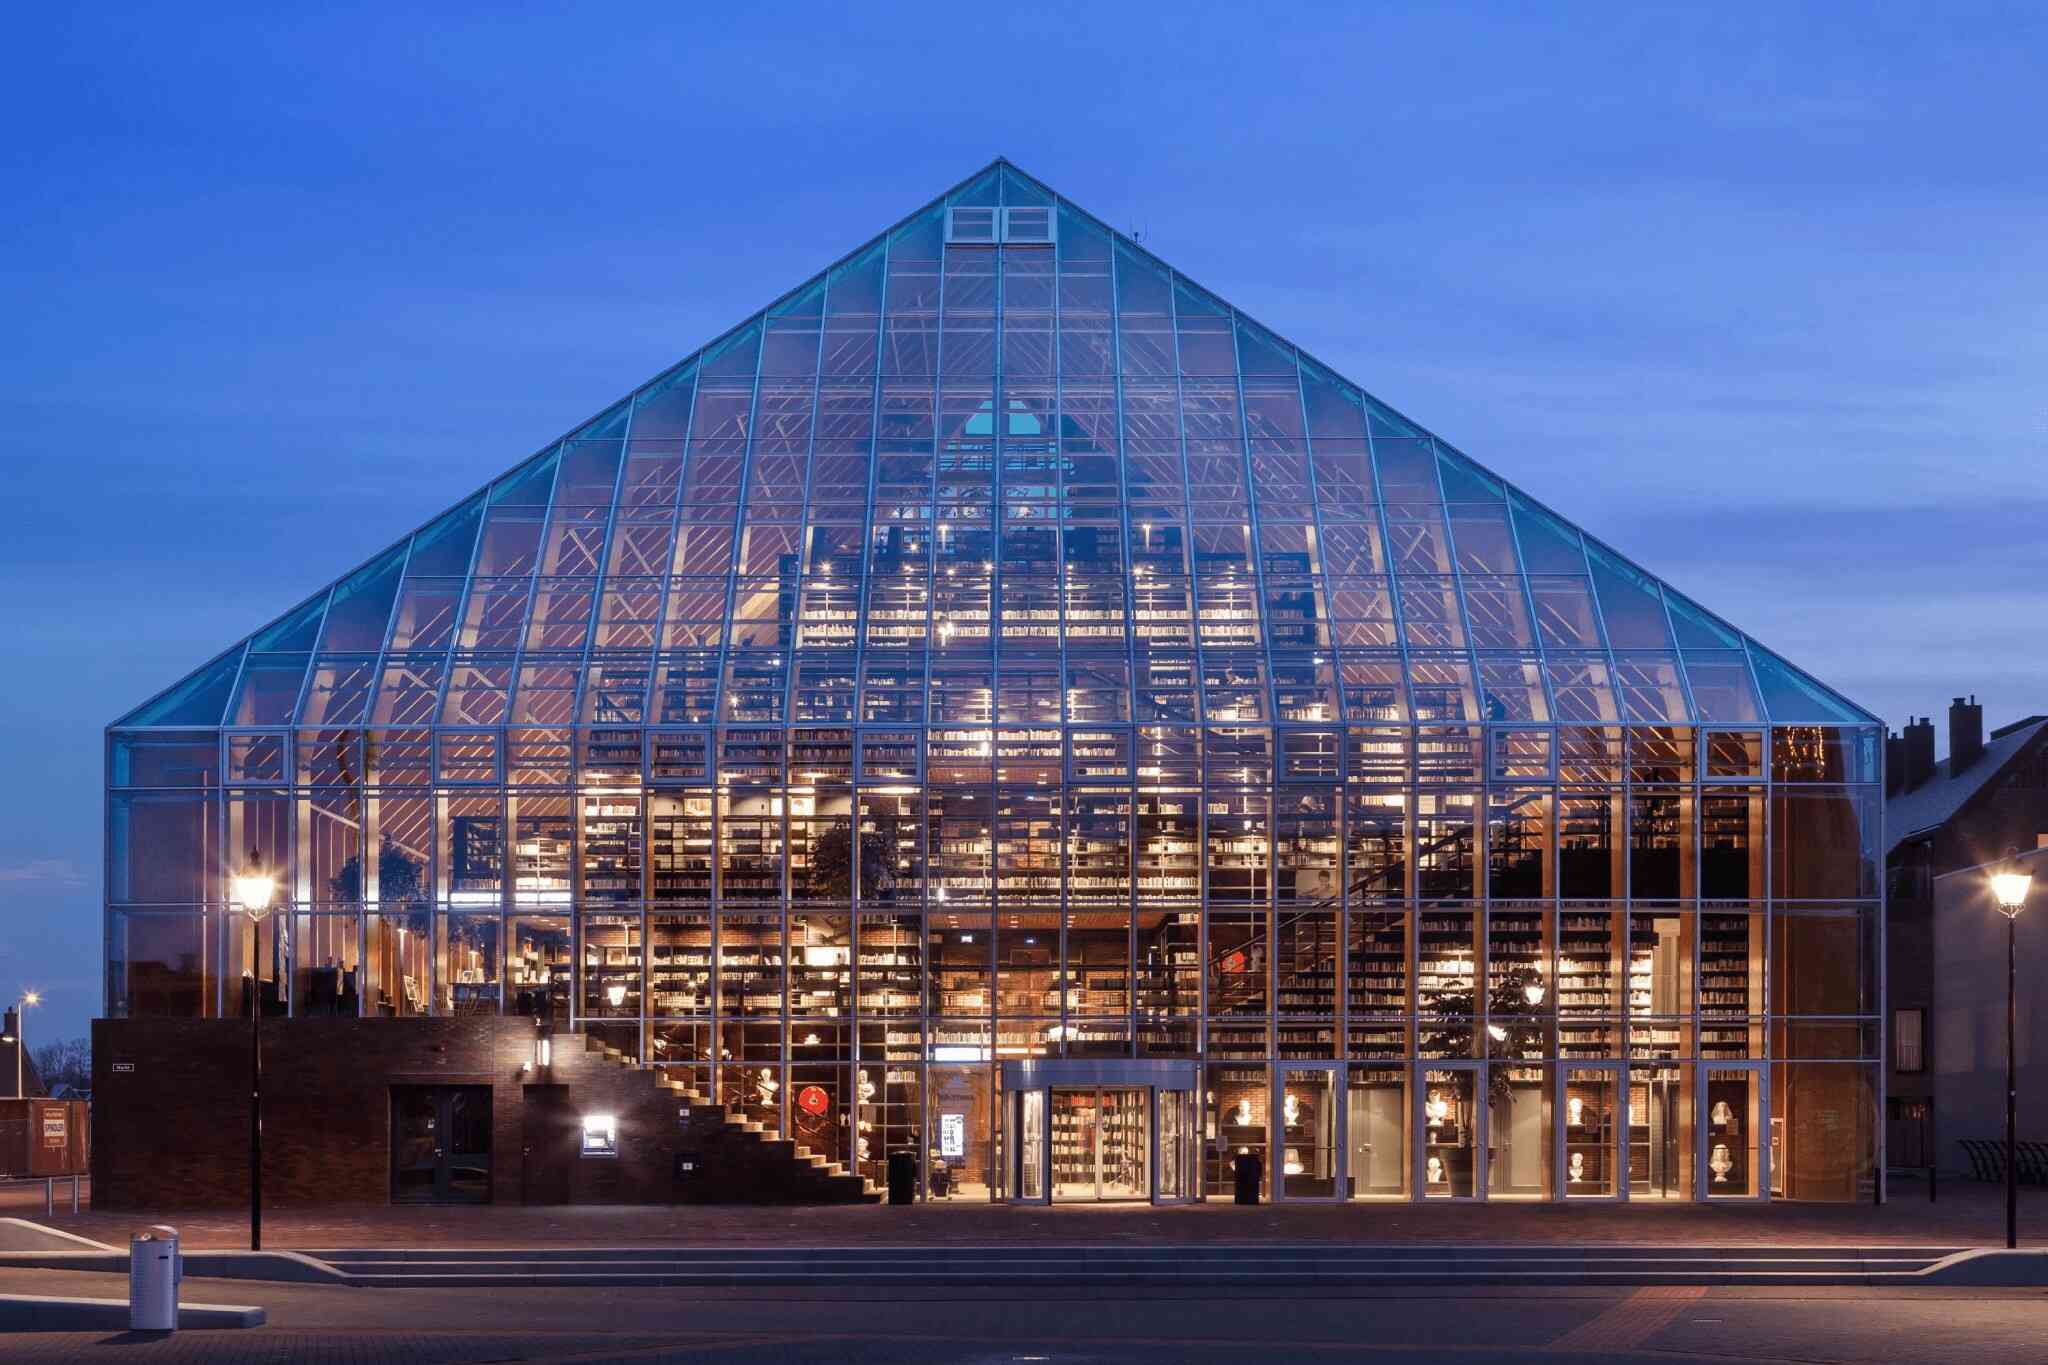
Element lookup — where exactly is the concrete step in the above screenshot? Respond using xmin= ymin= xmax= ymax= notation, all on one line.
xmin=301 ymin=1244 xmax=1971 ymax=1287
xmin=311 ymin=1252 xmax=1957 ymax=1268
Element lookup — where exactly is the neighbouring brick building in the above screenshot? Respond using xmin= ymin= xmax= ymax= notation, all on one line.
xmin=99 ymin=159 xmax=1885 ymax=1210
xmin=1883 ymin=697 xmax=2048 ymax=1172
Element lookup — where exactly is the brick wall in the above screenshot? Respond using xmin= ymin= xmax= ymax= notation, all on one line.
xmin=90 ymin=1017 xmax=697 ymax=1210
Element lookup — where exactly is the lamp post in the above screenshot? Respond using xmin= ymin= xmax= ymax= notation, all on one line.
xmin=1989 ymin=847 xmax=2032 ymax=1251
xmin=5 ymin=991 xmax=39 ymax=1097
xmin=230 ymin=851 xmax=279 ymax=1252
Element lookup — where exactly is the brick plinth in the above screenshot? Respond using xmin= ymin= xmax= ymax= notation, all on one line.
xmin=89 ymin=1018 xmax=872 ymax=1210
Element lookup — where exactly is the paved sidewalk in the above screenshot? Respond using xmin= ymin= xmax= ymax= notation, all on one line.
xmin=14 ymin=1179 xmax=2041 ymax=1250
xmin=1 ymin=1264 xmax=2045 ymax=1365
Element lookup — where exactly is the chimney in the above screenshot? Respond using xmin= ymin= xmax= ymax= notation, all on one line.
xmin=1885 ymin=731 xmax=1904 ymax=796
xmin=1949 ymin=695 xmax=1985 ymax=774
xmin=1902 ymin=716 xmax=1936 ymax=791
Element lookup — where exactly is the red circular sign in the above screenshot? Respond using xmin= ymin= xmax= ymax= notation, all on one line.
xmin=796 ymin=1085 xmax=830 ymax=1117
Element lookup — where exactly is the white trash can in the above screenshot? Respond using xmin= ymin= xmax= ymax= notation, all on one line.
xmin=129 ymin=1224 xmax=180 ymax=1332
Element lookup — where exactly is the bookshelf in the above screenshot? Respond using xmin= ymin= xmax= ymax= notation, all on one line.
xmin=579 ymin=795 xmax=641 ymax=903
xmin=1346 ymin=910 xmax=1408 ymax=1016
xmin=649 ymin=916 xmax=712 ymax=1015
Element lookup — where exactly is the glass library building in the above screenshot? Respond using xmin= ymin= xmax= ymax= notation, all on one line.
xmin=105 ymin=161 xmax=1884 ymax=1205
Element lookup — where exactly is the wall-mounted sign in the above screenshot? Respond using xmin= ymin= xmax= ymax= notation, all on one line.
xmin=111 ymin=1062 xmax=134 ymax=1073
xmin=41 ymin=1112 xmax=67 ymax=1149
xmin=940 ymin=1112 xmax=965 ymax=1159
xmin=796 ymin=1085 xmax=829 ymax=1117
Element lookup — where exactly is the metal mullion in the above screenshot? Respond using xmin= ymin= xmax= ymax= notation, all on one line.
xmin=1073 ymin=214 xmax=1144 ymax=1052
xmin=1360 ymin=398 xmax=1414 ymax=785
xmin=1290 ymin=351 xmax=1353 ymax=1039
xmin=1080 ymin=224 xmax=1148 ymax=1054
xmin=926 ymin=196 xmax=953 ymax=1194
xmin=285 ymin=590 xmax=342 ymax=728
xmin=770 ymin=310 xmax=832 ymax=1099
xmin=1218 ymin=302 xmax=1284 ymax=1057
xmin=1144 ymin=255 xmax=1207 ymax=1062
xmin=849 ymin=227 xmax=891 ymax=1078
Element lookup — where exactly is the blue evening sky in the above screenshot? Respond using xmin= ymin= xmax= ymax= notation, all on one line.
xmin=3 ymin=4 xmax=2044 ymax=1040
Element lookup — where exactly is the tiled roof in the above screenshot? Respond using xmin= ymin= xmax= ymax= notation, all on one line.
xmin=1886 ymin=715 xmax=2048 ymax=852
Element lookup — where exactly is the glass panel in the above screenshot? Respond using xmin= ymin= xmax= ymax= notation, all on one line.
xmin=1346 ymin=1067 xmax=1409 ymax=1198
xmin=508 ymin=914 xmax=570 ymax=1024
xmin=1157 ymin=1090 xmax=1191 ymax=1200
xmin=1773 ymin=1063 xmax=1876 ymax=1201
xmin=928 ymin=1065 xmax=992 ymax=1200
xmin=1206 ymin=1064 xmax=1268 ymax=1197
xmin=1279 ymin=1069 xmax=1337 ymax=1197
xmin=1704 ymin=1068 xmax=1761 ymax=1196
xmin=120 ymin=647 xmax=244 ymax=727
xmin=1051 ymin=1088 xmax=1100 ymax=1200
xmin=439 ymin=914 xmax=499 ymax=1015
xmin=1019 ymin=1090 xmax=1045 ymax=1199
xmin=1492 ymin=1063 xmax=1551 ymax=1199
xmin=1098 ymin=1088 xmax=1149 ymax=1198
xmin=1563 ymin=1068 xmax=1618 ymax=1196
xmin=1422 ymin=1068 xmax=1478 ymax=1197
xmin=1631 ymin=1065 xmax=1695 ymax=1200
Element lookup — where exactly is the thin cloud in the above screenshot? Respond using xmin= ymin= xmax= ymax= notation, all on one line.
xmin=0 ymin=859 xmax=87 ymax=886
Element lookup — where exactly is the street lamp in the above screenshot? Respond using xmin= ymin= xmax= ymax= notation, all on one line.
xmin=1989 ymin=847 xmax=2032 ymax=1251
xmin=230 ymin=851 xmax=278 ymax=1252
xmin=6 ymin=991 xmax=40 ymax=1098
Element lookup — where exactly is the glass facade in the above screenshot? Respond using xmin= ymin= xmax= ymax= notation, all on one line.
xmin=104 ymin=160 xmax=1883 ymax=1200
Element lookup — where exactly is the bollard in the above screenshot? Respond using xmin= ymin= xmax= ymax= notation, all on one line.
xmin=886 ymin=1150 xmax=917 ymax=1206
xmin=129 ymin=1225 xmax=180 ymax=1332
xmin=1232 ymin=1151 xmax=1262 ymax=1206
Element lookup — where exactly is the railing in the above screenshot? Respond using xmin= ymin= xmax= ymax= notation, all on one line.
xmin=0 ymin=1172 xmax=84 ymax=1217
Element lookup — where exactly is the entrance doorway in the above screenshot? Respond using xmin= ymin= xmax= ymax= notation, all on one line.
xmin=1052 ymin=1087 xmax=1148 ymax=1200
xmin=1003 ymin=1058 xmax=1200 ymax=1204
xmin=391 ymin=1085 xmax=493 ymax=1203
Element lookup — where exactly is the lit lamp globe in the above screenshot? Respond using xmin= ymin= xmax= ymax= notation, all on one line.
xmin=1523 ymin=981 xmax=1547 ymax=1008
xmin=1991 ymin=851 xmax=2032 ymax=919
xmin=231 ymin=853 xmax=279 ymax=923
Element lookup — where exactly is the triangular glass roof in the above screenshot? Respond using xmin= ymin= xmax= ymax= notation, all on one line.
xmin=115 ymin=158 xmax=1876 ymax=730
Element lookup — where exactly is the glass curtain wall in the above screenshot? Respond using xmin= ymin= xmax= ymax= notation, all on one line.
xmin=105 ymin=162 xmax=1884 ymax=1201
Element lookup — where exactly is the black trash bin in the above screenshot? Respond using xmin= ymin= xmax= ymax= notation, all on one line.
xmin=1232 ymin=1151 xmax=1262 ymax=1205
xmin=887 ymin=1151 xmax=917 ymax=1206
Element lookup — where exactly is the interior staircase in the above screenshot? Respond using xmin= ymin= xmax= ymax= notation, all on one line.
xmin=580 ymin=1036 xmax=881 ymax=1205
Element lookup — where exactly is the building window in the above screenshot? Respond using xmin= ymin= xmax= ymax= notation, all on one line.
xmin=943 ymin=206 xmax=1056 ymax=246
xmin=1894 ymin=1008 xmax=1924 ymax=1073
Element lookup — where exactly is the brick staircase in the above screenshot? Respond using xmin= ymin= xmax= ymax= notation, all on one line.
xmin=582 ymin=1037 xmax=879 ymax=1205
